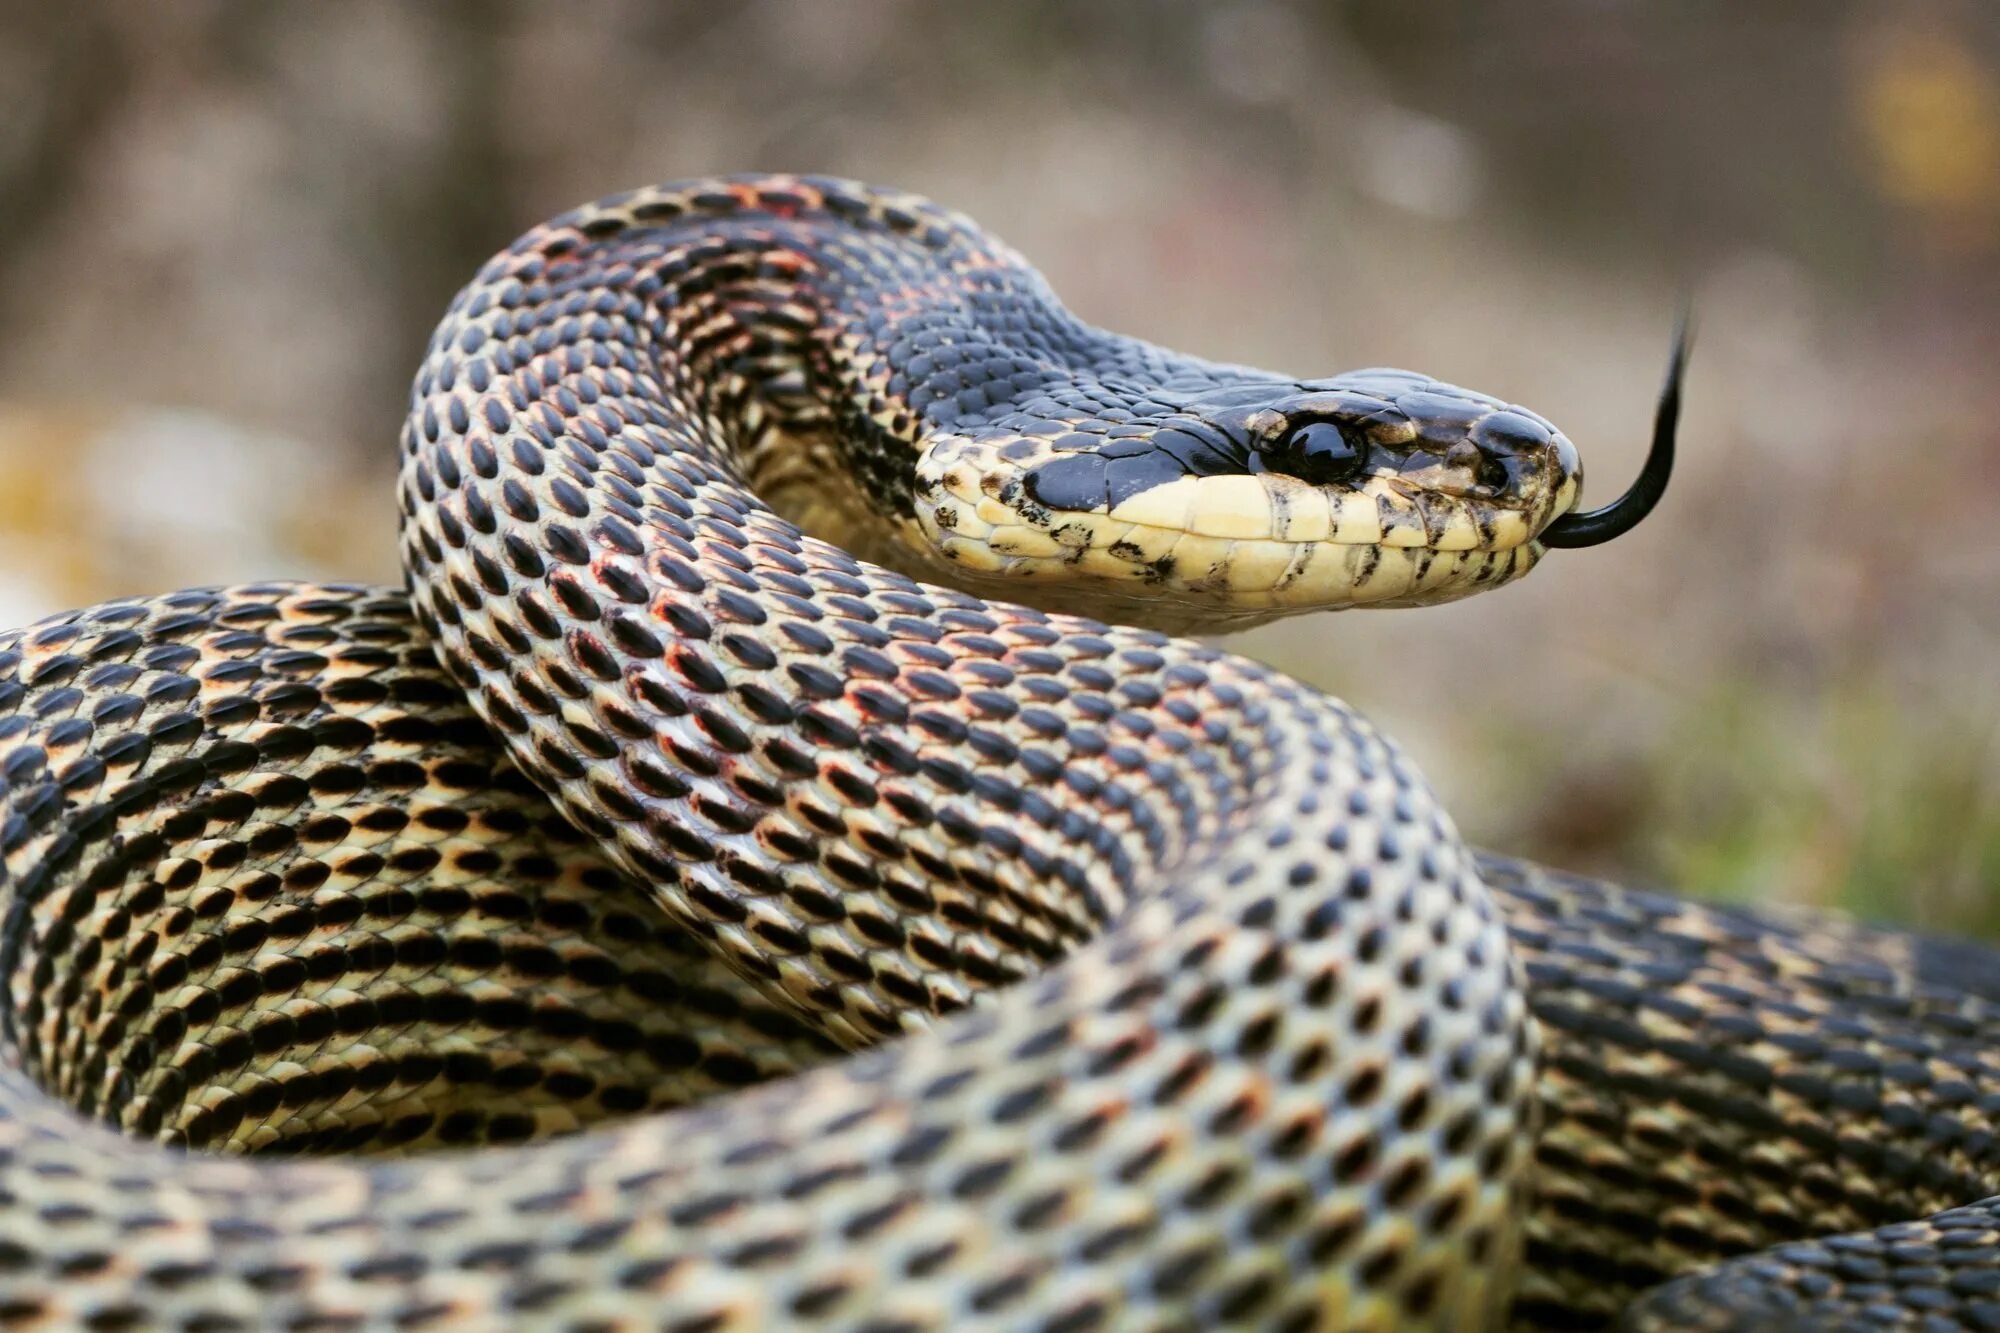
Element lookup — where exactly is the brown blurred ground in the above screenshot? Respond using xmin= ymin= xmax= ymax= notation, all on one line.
xmin=1 ymin=1 xmax=1996 ymax=930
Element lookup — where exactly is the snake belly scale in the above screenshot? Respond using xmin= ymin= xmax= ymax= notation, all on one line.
xmin=1 ymin=174 xmax=1997 ymax=1332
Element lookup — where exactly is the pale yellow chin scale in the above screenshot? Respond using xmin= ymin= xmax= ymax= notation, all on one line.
xmin=912 ymin=462 xmax=1559 ymax=627
xmin=1110 ymin=473 xmax=1541 ymax=552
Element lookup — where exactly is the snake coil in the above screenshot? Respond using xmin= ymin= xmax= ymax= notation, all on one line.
xmin=1 ymin=177 xmax=1997 ymax=1333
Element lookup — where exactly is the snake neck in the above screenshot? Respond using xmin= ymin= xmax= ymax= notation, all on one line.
xmin=424 ymin=175 xmax=1283 ymax=620
xmin=423 ymin=180 xmax=1015 ymax=561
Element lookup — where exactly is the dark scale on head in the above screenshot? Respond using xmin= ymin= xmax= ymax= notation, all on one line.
xmin=1008 ymin=371 xmax=1578 ymax=524
xmin=1024 ymin=416 xmax=1254 ymax=512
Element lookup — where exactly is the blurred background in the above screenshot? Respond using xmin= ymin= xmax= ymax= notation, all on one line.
xmin=1 ymin=1 xmax=1996 ymax=931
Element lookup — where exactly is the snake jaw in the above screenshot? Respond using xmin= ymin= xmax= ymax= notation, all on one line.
xmin=899 ymin=372 xmax=1585 ymax=626
xmin=905 ymin=454 xmax=1548 ymax=634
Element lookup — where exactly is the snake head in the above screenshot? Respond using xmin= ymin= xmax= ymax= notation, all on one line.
xmin=908 ymin=319 xmax=1684 ymax=631
xmin=910 ymin=370 xmax=1600 ymax=628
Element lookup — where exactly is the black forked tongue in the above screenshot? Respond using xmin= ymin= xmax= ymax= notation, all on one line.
xmin=1541 ymin=313 xmax=1690 ymax=550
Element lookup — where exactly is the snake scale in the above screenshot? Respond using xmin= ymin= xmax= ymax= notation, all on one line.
xmin=3 ymin=175 xmax=2000 ymax=1332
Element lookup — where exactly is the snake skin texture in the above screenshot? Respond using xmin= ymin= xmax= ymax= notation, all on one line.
xmin=1490 ymin=861 xmax=2000 ymax=1329
xmin=1 ymin=175 xmax=1997 ymax=1332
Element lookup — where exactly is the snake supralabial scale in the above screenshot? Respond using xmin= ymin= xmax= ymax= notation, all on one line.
xmin=1 ymin=175 xmax=1997 ymax=1333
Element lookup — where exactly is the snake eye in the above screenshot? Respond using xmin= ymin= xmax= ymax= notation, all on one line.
xmin=1476 ymin=456 xmax=1509 ymax=489
xmin=1275 ymin=422 xmax=1367 ymax=487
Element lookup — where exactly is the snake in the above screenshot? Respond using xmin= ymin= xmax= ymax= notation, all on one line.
xmin=2 ymin=174 xmax=1998 ymax=1332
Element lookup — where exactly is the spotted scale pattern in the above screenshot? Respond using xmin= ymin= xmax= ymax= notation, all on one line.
xmin=0 ymin=584 xmax=1530 ymax=1330
xmin=14 ymin=595 xmax=2000 ymax=1332
xmin=0 ymin=588 xmax=835 ymax=1162
xmin=1491 ymin=859 xmax=2000 ymax=1330
xmin=0 ymin=178 xmax=1538 ymax=1329
xmin=1619 ymin=1201 xmax=2000 ymax=1331
xmin=3 ymin=173 xmax=1995 ymax=1332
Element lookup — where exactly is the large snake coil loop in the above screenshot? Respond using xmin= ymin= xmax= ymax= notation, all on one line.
xmin=1 ymin=176 xmax=1998 ymax=1332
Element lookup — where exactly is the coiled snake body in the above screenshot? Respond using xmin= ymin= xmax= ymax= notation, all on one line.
xmin=2 ymin=177 xmax=1998 ymax=1331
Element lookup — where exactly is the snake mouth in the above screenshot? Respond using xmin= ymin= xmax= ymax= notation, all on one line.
xmin=914 ymin=460 xmax=1566 ymax=623
xmin=1035 ymin=468 xmax=1559 ymax=554
xmin=911 ymin=405 xmax=1580 ymax=617
xmin=902 ymin=366 xmax=1605 ymax=618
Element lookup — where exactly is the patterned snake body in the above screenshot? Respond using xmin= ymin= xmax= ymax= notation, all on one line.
xmin=2 ymin=176 xmax=1999 ymax=1331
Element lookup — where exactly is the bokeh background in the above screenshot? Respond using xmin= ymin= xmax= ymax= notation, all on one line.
xmin=2 ymin=1 xmax=1997 ymax=931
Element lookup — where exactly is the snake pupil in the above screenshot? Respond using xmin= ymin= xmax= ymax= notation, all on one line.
xmin=1278 ymin=421 xmax=1367 ymax=486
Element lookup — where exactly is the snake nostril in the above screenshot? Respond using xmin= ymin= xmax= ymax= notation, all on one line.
xmin=1272 ymin=422 xmax=1368 ymax=487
